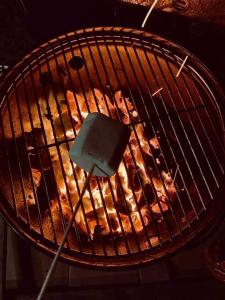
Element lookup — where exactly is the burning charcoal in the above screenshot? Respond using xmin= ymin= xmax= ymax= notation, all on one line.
xmin=93 ymin=88 xmax=116 ymax=118
xmin=120 ymin=214 xmax=132 ymax=233
xmin=86 ymin=207 xmax=105 ymax=220
xmin=88 ymin=177 xmax=97 ymax=190
xmin=25 ymin=128 xmax=51 ymax=170
xmin=114 ymin=90 xmax=137 ymax=124
xmin=167 ymin=186 xmax=177 ymax=202
xmin=150 ymin=137 xmax=160 ymax=149
xmin=114 ymin=90 xmax=134 ymax=111
xmin=161 ymin=171 xmax=173 ymax=185
xmin=151 ymin=201 xmax=168 ymax=214
xmin=104 ymin=194 xmax=114 ymax=211
xmin=140 ymin=205 xmax=151 ymax=226
xmin=54 ymin=111 xmax=75 ymax=139
xmin=26 ymin=193 xmax=36 ymax=206
xmin=25 ymin=128 xmax=44 ymax=148
xmin=155 ymin=153 xmax=167 ymax=171
xmin=114 ymin=198 xmax=132 ymax=215
xmin=149 ymin=236 xmax=160 ymax=247
xmin=108 ymin=213 xmax=120 ymax=231
xmin=31 ymin=168 xmax=41 ymax=187
xmin=70 ymin=112 xmax=130 ymax=177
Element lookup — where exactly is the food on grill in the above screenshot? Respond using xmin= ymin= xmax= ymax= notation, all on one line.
xmin=23 ymin=87 xmax=180 ymax=240
xmin=69 ymin=112 xmax=131 ymax=177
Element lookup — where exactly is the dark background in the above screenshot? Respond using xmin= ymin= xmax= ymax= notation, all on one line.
xmin=0 ymin=0 xmax=225 ymax=88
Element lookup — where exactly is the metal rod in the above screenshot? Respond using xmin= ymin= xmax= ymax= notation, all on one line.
xmin=5 ymin=92 xmax=31 ymax=227
xmin=176 ymin=55 xmax=188 ymax=78
xmin=151 ymin=43 xmax=207 ymax=210
xmin=85 ymin=28 xmax=143 ymax=251
xmin=183 ymin=63 xmax=225 ymax=172
xmin=108 ymin=30 xmax=173 ymax=239
xmin=94 ymin=30 xmax=159 ymax=247
xmin=131 ymin=42 xmax=194 ymax=224
xmin=56 ymin=36 xmax=96 ymax=252
xmin=32 ymin=57 xmax=74 ymax=250
xmin=21 ymin=68 xmax=57 ymax=243
xmin=152 ymin=87 xmax=163 ymax=97
xmin=72 ymin=29 xmax=131 ymax=254
xmin=119 ymin=33 xmax=182 ymax=235
xmin=64 ymin=33 xmax=108 ymax=255
xmin=37 ymin=164 xmax=95 ymax=300
xmin=140 ymin=43 xmax=198 ymax=218
xmin=141 ymin=0 xmax=160 ymax=28
xmin=161 ymin=49 xmax=214 ymax=199
xmin=13 ymin=79 xmax=44 ymax=236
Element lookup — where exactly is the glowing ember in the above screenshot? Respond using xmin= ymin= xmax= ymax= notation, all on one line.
xmin=36 ymin=88 xmax=177 ymax=240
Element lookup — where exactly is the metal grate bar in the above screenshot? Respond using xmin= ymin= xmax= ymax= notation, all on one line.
xmin=116 ymin=31 xmax=185 ymax=235
xmin=129 ymin=44 xmax=194 ymax=226
xmin=4 ymin=92 xmax=32 ymax=227
xmin=55 ymin=53 xmax=113 ymax=257
xmin=73 ymin=30 xmax=140 ymax=253
xmin=52 ymin=38 xmax=99 ymax=255
xmin=50 ymin=36 xmax=121 ymax=256
xmin=185 ymin=63 xmax=225 ymax=170
xmin=93 ymin=30 xmax=164 ymax=246
xmin=150 ymin=45 xmax=207 ymax=210
xmin=138 ymin=42 xmax=200 ymax=218
xmin=161 ymin=49 xmax=221 ymax=190
xmin=27 ymin=57 xmax=78 ymax=251
xmin=47 ymin=41 xmax=100 ymax=254
xmin=106 ymin=34 xmax=175 ymax=239
xmin=107 ymin=30 xmax=181 ymax=235
xmin=1 ymin=28 xmax=224 ymax=267
xmin=27 ymin=59 xmax=73 ymax=248
xmin=20 ymin=69 xmax=58 ymax=243
xmin=81 ymin=29 xmax=146 ymax=251
xmin=89 ymin=31 xmax=153 ymax=250
xmin=39 ymin=45 xmax=96 ymax=253
xmin=12 ymin=79 xmax=44 ymax=236
xmin=176 ymin=60 xmax=224 ymax=179
xmin=65 ymin=33 xmax=131 ymax=255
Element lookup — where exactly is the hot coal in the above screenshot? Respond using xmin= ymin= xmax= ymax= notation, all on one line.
xmin=114 ymin=198 xmax=133 ymax=215
xmin=25 ymin=128 xmax=51 ymax=170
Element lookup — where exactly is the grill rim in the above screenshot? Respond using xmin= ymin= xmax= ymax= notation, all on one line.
xmin=0 ymin=26 xmax=225 ymax=269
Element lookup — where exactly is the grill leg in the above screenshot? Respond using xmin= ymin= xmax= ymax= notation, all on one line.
xmin=0 ymin=217 xmax=7 ymax=300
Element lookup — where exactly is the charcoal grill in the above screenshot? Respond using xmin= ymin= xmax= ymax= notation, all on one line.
xmin=0 ymin=27 xmax=225 ymax=269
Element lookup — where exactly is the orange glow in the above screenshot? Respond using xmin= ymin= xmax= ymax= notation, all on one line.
xmin=41 ymin=88 xmax=176 ymax=239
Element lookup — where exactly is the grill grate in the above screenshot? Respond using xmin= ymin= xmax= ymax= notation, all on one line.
xmin=0 ymin=27 xmax=224 ymax=268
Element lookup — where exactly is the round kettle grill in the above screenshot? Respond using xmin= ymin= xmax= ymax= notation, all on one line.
xmin=0 ymin=27 xmax=225 ymax=269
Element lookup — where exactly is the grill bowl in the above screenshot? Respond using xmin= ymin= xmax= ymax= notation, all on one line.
xmin=0 ymin=27 xmax=225 ymax=269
